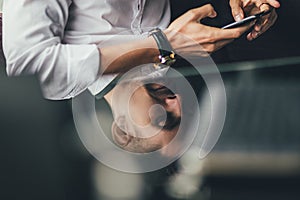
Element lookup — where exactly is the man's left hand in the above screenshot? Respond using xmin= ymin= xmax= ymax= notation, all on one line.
xmin=229 ymin=0 xmax=281 ymax=40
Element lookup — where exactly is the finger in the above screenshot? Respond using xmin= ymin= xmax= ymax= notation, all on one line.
xmin=247 ymin=32 xmax=254 ymax=41
xmin=254 ymin=0 xmax=280 ymax=11
xmin=248 ymin=9 xmax=277 ymax=40
xmin=253 ymin=15 xmax=268 ymax=32
xmin=251 ymin=4 xmax=272 ymax=32
xmin=187 ymin=4 xmax=217 ymax=21
xmin=258 ymin=9 xmax=277 ymax=32
xmin=259 ymin=3 xmax=272 ymax=12
xmin=254 ymin=13 xmax=271 ymax=32
xmin=213 ymin=20 xmax=256 ymax=41
xmin=248 ymin=18 xmax=266 ymax=40
xmin=247 ymin=30 xmax=260 ymax=40
xmin=265 ymin=0 xmax=281 ymax=8
xmin=247 ymin=21 xmax=268 ymax=40
xmin=229 ymin=0 xmax=245 ymax=21
xmin=242 ymin=0 xmax=252 ymax=7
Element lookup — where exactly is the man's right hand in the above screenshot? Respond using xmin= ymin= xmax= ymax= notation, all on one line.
xmin=165 ymin=4 xmax=255 ymax=56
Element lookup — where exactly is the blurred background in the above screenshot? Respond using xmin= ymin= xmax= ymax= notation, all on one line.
xmin=1 ymin=0 xmax=300 ymax=200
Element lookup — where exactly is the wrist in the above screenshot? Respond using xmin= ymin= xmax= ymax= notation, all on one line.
xmin=163 ymin=28 xmax=177 ymax=51
xmin=149 ymin=28 xmax=176 ymax=68
xmin=145 ymin=36 xmax=161 ymax=64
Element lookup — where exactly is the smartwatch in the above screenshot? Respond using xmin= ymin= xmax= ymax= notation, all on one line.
xmin=149 ymin=28 xmax=176 ymax=69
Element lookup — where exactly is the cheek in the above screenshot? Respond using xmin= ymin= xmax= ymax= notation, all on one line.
xmin=128 ymin=90 xmax=154 ymax=126
xmin=151 ymin=127 xmax=179 ymax=151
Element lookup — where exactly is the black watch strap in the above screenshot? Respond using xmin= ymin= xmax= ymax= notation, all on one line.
xmin=149 ymin=28 xmax=176 ymax=67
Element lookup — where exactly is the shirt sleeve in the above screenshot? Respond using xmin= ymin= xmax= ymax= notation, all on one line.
xmin=3 ymin=0 xmax=100 ymax=100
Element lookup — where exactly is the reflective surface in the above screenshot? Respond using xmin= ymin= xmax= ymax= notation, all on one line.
xmin=1 ymin=0 xmax=300 ymax=197
xmin=2 ymin=56 xmax=300 ymax=200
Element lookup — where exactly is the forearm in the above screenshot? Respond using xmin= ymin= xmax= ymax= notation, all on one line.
xmin=99 ymin=36 xmax=160 ymax=74
xmin=3 ymin=0 xmax=99 ymax=99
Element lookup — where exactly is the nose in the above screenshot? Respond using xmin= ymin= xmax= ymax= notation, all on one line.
xmin=164 ymin=95 xmax=181 ymax=117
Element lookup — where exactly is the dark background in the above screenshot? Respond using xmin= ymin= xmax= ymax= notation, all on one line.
xmin=1 ymin=1 xmax=300 ymax=200
xmin=171 ymin=0 xmax=300 ymax=63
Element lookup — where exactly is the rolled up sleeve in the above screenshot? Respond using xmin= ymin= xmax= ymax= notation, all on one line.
xmin=3 ymin=0 xmax=100 ymax=99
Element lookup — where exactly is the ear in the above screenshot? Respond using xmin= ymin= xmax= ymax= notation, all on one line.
xmin=111 ymin=121 xmax=133 ymax=147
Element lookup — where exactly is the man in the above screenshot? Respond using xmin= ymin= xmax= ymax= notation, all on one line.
xmin=104 ymin=71 xmax=184 ymax=154
xmin=3 ymin=0 xmax=279 ymax=100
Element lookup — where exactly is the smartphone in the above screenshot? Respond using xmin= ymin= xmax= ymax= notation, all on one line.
xmin=221 ymin=9 xmax=272 ymax=29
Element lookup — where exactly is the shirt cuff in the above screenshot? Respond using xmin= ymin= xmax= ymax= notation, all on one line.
xmin=88 ymin=73 xmax=118 ymax=96
xmin=65 ymin=44 xmax=100 ymax=99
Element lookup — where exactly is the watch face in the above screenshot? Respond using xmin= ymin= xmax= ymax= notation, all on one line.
xmin=159 ymin=52 xmax=176 ymax=66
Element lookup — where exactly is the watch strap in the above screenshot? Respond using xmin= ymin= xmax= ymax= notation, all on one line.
xmin=149 ymin=28 xmax=176 ymax=67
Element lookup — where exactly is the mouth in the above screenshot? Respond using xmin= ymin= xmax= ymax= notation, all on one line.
xmin=145 ymin=84 xmax=177 ymax=100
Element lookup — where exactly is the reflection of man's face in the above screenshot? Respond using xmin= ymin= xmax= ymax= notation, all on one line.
xmin=105 ymin=80 xmax=182 ymax=153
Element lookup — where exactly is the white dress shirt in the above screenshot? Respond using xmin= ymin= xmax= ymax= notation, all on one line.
xmin=3 ymin=0 xmax=170 ymax=99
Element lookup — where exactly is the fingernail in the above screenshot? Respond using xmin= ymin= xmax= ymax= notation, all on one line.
xmin=247 ymin=33 xmax=253 ymax=41
xmin=210 ymin=11 xmax=217 ymax=18
xmin=234 ymin=14 xmax=242 ymax=21
xmin=252 ymin=32 xmax=258 ymax=38
xmin=254 ymin=25 xmax=261 ymax=32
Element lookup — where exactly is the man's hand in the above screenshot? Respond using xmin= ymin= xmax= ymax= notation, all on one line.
xmin=229 ymin=0 xmax=281 ymax=40
xmin=165 ymin=4 xmax=254 ymax=56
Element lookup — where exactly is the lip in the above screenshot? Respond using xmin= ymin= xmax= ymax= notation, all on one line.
xmin=145 ymin=84 xmax=177 ymax=100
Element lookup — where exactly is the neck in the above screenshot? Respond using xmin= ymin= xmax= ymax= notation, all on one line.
xmin=104 ymin=89 xmax=113 ymax=107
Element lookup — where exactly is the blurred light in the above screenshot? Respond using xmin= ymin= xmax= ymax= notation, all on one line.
xmin=166 ymin=147 xmax=205 ymax=199
xmin=93 ymin=158 xmax=144 ymax=200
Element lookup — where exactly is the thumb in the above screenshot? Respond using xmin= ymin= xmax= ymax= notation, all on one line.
xmin=188 ymin=4 xmax=217 ymax=21
xmin=229 ymin=0 xmax=245 ymax=21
